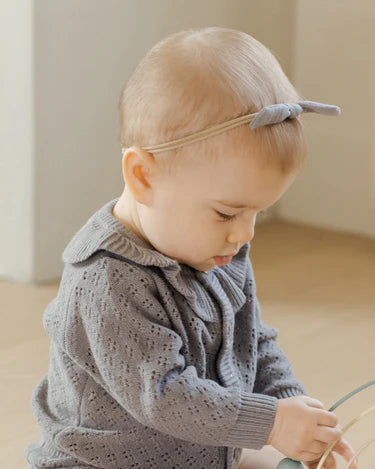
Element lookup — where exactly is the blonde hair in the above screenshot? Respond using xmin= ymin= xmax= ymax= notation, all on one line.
xmin=118 ymin=27 xmax=307 ymax=175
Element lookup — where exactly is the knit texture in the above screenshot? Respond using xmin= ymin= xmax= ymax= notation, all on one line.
xmin=24 ymin=197 xmax=307 ymax=469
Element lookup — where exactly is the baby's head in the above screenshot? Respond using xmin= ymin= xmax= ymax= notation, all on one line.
xmin=114 ymin=27 xmax=307 ymax=272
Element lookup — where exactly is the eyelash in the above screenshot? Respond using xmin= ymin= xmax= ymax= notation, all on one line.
xmin=215 ymin=209 xmax=266 ymax=222
xmin=216 ymin=210 xmax=236 ymax=222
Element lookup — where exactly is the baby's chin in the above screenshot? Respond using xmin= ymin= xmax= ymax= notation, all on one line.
xmin=179 ymin=257 xmax=218 ymax=273
xmin=161 ymin=249 xmax=220 ymax=272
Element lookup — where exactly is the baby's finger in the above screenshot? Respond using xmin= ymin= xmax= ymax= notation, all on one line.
xmin=306 ymin=461 xmax=318 ymax=469
xmin=308 ymin=440 xmax=328 ymax=455
xmin=322 ymin=452 xmax=337 ymax=469
xmin=302 ymin=452 xmax=335 ymax=469
xmin=332 ymin=439 xmax=358 ymax=469
xmin=314 ymin=409 xmax=339 ymax=427
xmin=315 ymin=425 xmax=342 ymax=444
xmin=304 ymin=397 xmax=325 ymax=409
xmin=300 ymin=449 xmax=325 ymax=461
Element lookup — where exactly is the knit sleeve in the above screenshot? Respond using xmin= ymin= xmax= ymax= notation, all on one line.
xmin=64 ymin=255 xmax=278 ymax=450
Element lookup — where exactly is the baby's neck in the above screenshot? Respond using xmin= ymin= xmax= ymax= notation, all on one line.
xmin=112 ymin=190 xmax=145 ymax=242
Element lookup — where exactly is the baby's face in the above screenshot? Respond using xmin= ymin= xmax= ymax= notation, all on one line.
xmin=136 ymin=147 xmax=298 ymax=272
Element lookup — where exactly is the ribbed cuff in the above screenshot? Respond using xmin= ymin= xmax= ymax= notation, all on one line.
xmin=276 ymin=387 xmax=307 ymax=399
xmin=224 ymin=391 xmax=278 ymax=450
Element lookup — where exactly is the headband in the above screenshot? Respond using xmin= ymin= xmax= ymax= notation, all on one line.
xmin=121 ymin=100 xmax=340 ymax=155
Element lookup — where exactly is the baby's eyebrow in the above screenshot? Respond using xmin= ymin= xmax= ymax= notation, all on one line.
xmin=213 ymin=199 xmax=259 ymax=210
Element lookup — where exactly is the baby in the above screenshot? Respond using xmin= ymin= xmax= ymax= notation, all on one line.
xmin=25 ymin=28 xmax=357 ymax=469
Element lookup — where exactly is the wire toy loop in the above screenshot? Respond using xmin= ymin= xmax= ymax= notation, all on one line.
xmin=316 ymin=405 xmax=375 ymax=469
xmin=277 ymin=379 xmax=375 ymax=469
xmin=343 ymin=438 xmax=375 ymax=469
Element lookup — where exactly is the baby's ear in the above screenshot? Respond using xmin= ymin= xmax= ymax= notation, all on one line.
xmin=121 ymin=146 xmax=156 ymax=205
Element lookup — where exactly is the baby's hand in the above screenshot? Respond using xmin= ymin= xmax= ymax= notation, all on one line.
xmin=266 ymin=396 xmax=342 ymax=462
xmin=305 ymin=436 xmax=359 ymax=469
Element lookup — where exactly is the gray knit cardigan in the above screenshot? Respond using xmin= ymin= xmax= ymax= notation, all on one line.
xmin=24 ymin=197 xmax=306 ymax=469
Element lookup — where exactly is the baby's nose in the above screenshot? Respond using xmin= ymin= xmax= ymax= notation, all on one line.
xmin=226 ymin=224 xmax=255 ymax=245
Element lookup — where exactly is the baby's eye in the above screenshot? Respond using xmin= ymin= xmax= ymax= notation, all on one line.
xmin=215 ymin=209 xmax=267 ymax=222
xmin=215 ymin=210 xmax=236 ymax=222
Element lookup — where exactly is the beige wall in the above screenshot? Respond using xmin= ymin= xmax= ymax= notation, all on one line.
xmin=278 ymin=0 xmax=375 ymax=238
xmin=2 ymin=1 xmax=373 ymax=284
xmin=0 ymin=1 xmax=34 ymax=283
xmin=1 ymin=0 xmax=295 ymax=283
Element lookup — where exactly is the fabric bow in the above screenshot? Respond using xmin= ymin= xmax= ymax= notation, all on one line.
xmin=249 ymin=100 xmax=341 ymax=129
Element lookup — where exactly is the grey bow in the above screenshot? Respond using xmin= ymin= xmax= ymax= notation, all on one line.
xmin=249 ymin=100 xmax=341 ymax=129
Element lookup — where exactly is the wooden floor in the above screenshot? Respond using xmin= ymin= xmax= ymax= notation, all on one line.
xmin=2 ymin=220 xmax=374 ymax=469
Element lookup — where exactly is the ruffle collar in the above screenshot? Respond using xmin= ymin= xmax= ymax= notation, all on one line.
xmin=62 ymin=197 xmax=250 ymax=321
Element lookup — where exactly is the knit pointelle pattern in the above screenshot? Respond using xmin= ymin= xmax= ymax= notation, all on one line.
xmin=24 ymin=198 xmax=306 ymax=469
